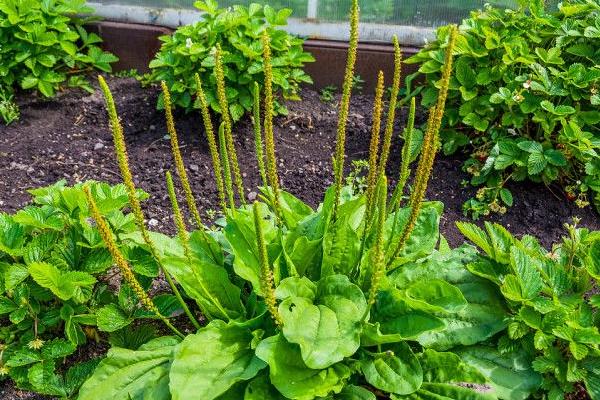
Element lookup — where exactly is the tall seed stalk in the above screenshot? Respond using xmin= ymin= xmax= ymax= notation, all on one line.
xmin=387 ymin=25 xmax=458 ymax=264
xmin=97 ymin=76 xmax=197 ymax=328
xmin=253 ymin=202 xmax=282 ymax=327
xmin=194 ymin=73 xmax=227 ymax=213
xmin=261 ymin=32 xmax=284 ymax=225
xmin=331 ymin=0 xmax=359 ymax=222
xmin=252 ymin=82 xmax=268 ymax=187
xmin=166 ymin=171 xmax=231 ymax=321
xmin=218 ymin=122 xmax=236 ymax=211
xmin=84 ymin=186 xmax=184 ymax=338
xmin=366 ymin=176 xmax=387 ymax=312
xmin=161 ymin=81 xmax=203 ymax=228
xmin=375 ymin=35 xmax=402 ymax=181
xmin=214 ymin=44 xmax=246 ymax=205
xmin=363 ymin=71 xmax=385 ymax=232
xmin=389 ymin=96 xmax=416 ymax=212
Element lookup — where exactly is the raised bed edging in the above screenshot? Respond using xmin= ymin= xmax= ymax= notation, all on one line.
xmin=89 ymin=21 xmax=421 ymax=91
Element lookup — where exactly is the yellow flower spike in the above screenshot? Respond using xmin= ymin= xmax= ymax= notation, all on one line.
xmin=194 ymin=73 xmax=227 ymax=213
xmin=84 ymin=185 xmax=184 ymax=339
xmin=166 ymin=171 xmax=230 ymax=322
xmin=218 ymin=122 xmax=236 ymax=211
xmin=363 ymin=71 xmax=385 ymax=231
xmin=388 ymin=26 xmax=458 ymax=264
xmin=332 ymin=0 xmax=359 ymax=222
xmin=253 ymin=81 xmax=268 ymax=187
xmin=98 ymin=76 xmax=199 ymax=331
xmin=161 ymin=81 xmax=203 ymax=229
xmin=261 ymin=31 xmax=283 ymax=225
xmin=376 ymin=35 xmax=402 ymax=180
xmin=390 ymin=96 xmax=416 ymax=211
xmin=253 ymin=202 xmax=282 ymax=327
xmin=388 ymin=107 xmax=436 ymax=263
xmin=366 ymin=176 xmax=387 ymax=309
xmin=432 ymin=25 xmax=458 ymax=135
xmin=214 ymin=44 xmax=246 ymax=205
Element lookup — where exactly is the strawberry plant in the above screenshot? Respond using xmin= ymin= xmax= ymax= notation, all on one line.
xmin=145 ymin=0 xmax=314 ymax=121
xmin=405 ymin=0 xmax=600 ymax=218
xmin=0 ymin=0 xmax=118 ymax=116
xmin=0 ymin=181 xmax=173 ymax=397
xmin=457 ymin=219 xmax=600 ymax=399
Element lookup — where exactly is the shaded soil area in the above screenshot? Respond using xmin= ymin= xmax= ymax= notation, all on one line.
xmin=0 ymin=77 xmax=599 ymax=399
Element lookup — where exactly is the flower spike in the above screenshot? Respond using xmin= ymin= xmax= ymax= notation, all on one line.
xmin=215 ymin=44 xmax=246 ymax=205
xmin=253 ymin=81 xmax=268 ymax=187
xmin=161 ymin=81 xmax=203 ymax=228
xmin=253 ymin=202 xmax=282 ymax=327
xmin=98 ymin=76 xmax=199 ymax=330
xmin=390 ymin=96 xmax=416 ymax=211
xmin=261 ymin=31 xmax=284 ymax=225
xmin=331 ymin=0 xmax=359 ymax=222
xmin=363 ymin=71 xmax=385 ymax=232
xmin=84 ymin=185 xmax=183 ymax=338
xmin=194 ymin=73 xmax=227 ymax=213
xmin=376 ymin=35 xmax=402 ymax=180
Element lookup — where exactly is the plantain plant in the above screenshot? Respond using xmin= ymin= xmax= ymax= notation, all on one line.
xmin=76 ymin=2 xmax=526 ymax=399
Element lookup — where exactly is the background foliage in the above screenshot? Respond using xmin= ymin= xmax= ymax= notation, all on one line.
xmin=0 ymin=0 xmax=118 ymax=101
xmin=406 ymin=0 xmax=600 ymax=218
xmin=145 ymin=0 xmax=314 ymax=120
xmin=0 ymin=181 xmax=175 ymax=397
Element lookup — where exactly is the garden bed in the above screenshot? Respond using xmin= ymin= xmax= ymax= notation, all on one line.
xmin=1 ymin=77 xmax=598 ymax=249
xmin=2 ymin=78 xmax=599 ymax=400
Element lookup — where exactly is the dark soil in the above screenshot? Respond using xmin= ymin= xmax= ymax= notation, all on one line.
xmin=1 ymin=77 xmax=599 ymax=399
xmin=1 ymin=77 xmax=598 ymax=247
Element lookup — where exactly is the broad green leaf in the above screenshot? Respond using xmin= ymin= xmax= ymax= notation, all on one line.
xmin=170 ymin=320 xmax=266 ymax=400
xmin=405 ymin=279 xmax=467 ymax=313
xmin=163 ymin=255 xmax=243 ymax=319
xmin=78 ymin=337 xmax=179 ymax=400
xmin=322 ymin=219 xmax=361 ymax=277
xmin=336 ymin=385 xmax=376 ymax=399
xmin=391 ymin=247 xmax=508 ymax=350
xmin=370 ymin=288 xmax=445 ymax=342
xmin=456 ymin=346 xmax=542 ymax=400
xmin=418 ymin=349 xmax=486 ymax=384
xmin=387 ymin=202 xmax=444 ymax=265
xmin=399 ymin=383 xmax=496 ymax=399
xmin=224 ymin=204 xmax=278 ymax=293
xmin=275 ymin=276 xmax=317 ymax=300
xmin=255 ymin=334 xmax=352 ymax=400
xmin=244 ymin=373 xmax=286 ymax=399
xmin=279 ymin=275 xmax=366 ymax=369
xmin=361 ymin=342 xmax=422 ymax=395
